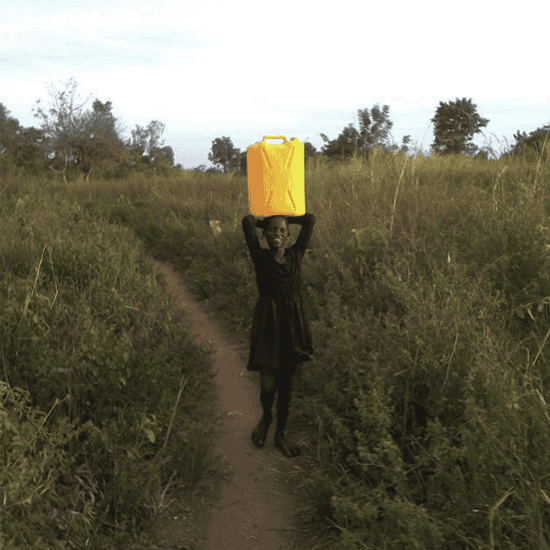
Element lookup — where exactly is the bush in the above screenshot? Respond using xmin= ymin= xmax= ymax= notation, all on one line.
xmin=57 ymin=152 xmax=550 ymax=548
xmin=0 ymin=176 xmax=214 ymax=548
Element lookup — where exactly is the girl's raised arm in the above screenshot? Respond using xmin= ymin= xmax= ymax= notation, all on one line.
xmin=242 ymin=215 xmax=261 ymax=257
xmin=289 ymin=212 xmax=316 ymax=254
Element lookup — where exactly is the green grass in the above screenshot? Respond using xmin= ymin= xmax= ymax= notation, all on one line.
xmin=0 ymin=175 xmax=216 ymax=549
xmin=3 ymin=144 xmax=550 ymax=549
xmin=64 ymin=149 xmax=550 ymax=548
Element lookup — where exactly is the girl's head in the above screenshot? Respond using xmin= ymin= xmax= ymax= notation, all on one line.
xmin=261 ymin=216 xmax=289 ymax=250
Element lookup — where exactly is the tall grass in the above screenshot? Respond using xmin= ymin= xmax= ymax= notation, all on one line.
xmin=0 ymin=175 xmax=216 ymax=548
xmin=13 ymin=143 xmax=550 ymax=548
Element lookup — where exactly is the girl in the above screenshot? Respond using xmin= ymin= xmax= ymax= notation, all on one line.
xmin=241 ymin=212 xmax=316 ymax=457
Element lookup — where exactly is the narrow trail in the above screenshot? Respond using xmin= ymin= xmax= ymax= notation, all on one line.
xmin=144 ymin=260 xmax=309 ymax=550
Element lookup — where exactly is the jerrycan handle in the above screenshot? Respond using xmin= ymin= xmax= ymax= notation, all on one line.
xmin=262 ymin=136 xmax=287 ymax=143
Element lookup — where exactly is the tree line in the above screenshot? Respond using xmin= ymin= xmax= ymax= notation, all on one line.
xmin=1 ymin=81 xmax=548 ymax=181
xmin=0 ymin=78 xmax=175 ymax=182
xmin=206 ymin=98 xmax=549 ymax=175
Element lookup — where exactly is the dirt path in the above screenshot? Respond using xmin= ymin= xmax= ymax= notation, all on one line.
xmin=139 ymin=260 xmax=310 ymax=550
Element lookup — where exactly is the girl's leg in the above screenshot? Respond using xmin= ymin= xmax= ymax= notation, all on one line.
xmin=274 ymin=365 xmax=300 ymax=457
xmin=252 ymin=367 xmax=276 ymax=448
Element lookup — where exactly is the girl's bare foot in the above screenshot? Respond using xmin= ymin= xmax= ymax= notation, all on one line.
xmin=251 ymin=416 xmax=271 ymax=448
xmin=274 ymin=430 xmax=300 ymax=457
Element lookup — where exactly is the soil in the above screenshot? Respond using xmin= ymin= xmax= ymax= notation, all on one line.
xmin=127 ymin=260 xmax=326 ymax=550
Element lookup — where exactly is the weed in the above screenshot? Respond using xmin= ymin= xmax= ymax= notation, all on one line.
xmin=4 ymin=146 xmax=550 ymax=548
xmin=0 ymin=175 xmax=215 ymax=548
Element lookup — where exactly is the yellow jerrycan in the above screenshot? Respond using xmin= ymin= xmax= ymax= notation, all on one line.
xmin=247 ymin=136 xmax=305 ymax=217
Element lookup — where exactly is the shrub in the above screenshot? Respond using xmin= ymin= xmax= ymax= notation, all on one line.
xmin=54 ymin=151 xmax=550 ymax=548
xmin=0 ymin=177 xmax=214 ymax=548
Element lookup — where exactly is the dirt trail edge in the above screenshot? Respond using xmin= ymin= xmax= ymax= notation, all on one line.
xmin=145 ymin=260 xmax=308 ymax=550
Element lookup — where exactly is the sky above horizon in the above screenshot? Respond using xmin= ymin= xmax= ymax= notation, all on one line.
xmin=2 ymin=0 xmax=548 ymax=169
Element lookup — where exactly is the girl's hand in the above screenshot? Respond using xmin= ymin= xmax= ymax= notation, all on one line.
xmin=286 ymin=214 xmax=312 ymax=226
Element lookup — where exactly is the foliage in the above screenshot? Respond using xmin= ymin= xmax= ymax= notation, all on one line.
xmin=431 ymin=97 xmax=489 ymax=155
xmin=0 ymin=382 xmax=80 ymax=550
xmin=68 ymin=148 xmax=550 ymax=549
xmin=0 ymin=102 xmax=22 ymax=155
xmin=207 ymin=135 xmax=247 ymax=174
xmin=69 ymin=99 xmax=127 ymax=181
xmin=0 ymin=176 xmax=215 ymax=548
xmin=2 ymin=92 xmax=524 ymax=182
xmin=304 ymin=140 xmax=318 ymax=158
xmin=4 ymin=97 xmax=550 ymax=547
xmin=12 ymin=126 xmax=46 ymax=167
xmin=320 ymin=104 xmax=396 ymax=161
xmin=27 ymin=79 xmax=176 ymax=181
xmin=126 ymin=120 xmax=173 ymax=171
xmin=356 ymin=104 xmax=395 ymax=151
xmin=32 ymin=77 xmax=92 ymax=182
xmin=0 ymin=103 xmax=45 ymax=169
xmin=511 ymin=124 xmax=550 ymax=161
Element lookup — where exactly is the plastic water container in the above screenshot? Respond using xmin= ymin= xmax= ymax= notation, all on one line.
xmin=247 ymin=136 xmax=305 ymax=217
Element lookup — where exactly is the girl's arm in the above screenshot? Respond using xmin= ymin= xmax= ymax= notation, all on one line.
xmin=242 ymin=215 xmax=261 ymax=257
xmin=289 ymin=213 xmax=316 ymax=253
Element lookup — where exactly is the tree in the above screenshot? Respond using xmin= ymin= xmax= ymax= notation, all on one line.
xmin=12 ymin=127 xmax=45 ymax=167
xmin=33 ymin=78 xmax=92 ymax=182
xmin=510 ymin=124 xmax=550 ymax=161
xmin=34 ymin=82 xmax=130 ymax=181
xmin=208 ymin=136 xmax=242 ymax=174
xmin=304 ymin=141 xmax=317 ymax=158
xmin=397 ymin=135 xmax=411 ymax=154
xmin=431 ymin=98 xmax=489 ymax=155
xmin=69 ymin=100 xmax=127 ymax=181
xmin=319 ymin=104 xmax=395 ymax=162
xmin=155 ymin=145 xmax=175 ymax=167
xmin=357 ymin=104 xmax=394 ymax=152
xmin=1 ymin=103 xmax=46 ymax=169
xmin=0 ymin=103 xmax=21 ymax=155
xmin=475 ymin=147 xmax=492 ymax=160
xmin=230 ymin=150 xmax=247 ymax=176
xmin=320 ymin=124 xmax=362 ymax=161
xmin=127 ymin=120 xmax=166 ymax=166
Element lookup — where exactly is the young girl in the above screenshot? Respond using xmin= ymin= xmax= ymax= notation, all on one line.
xmin=241 ymin=212 xmax=316 ymax=457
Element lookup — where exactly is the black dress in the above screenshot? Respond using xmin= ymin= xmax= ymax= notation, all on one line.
xmin=242 ymin=213 xmax=316 ymax=373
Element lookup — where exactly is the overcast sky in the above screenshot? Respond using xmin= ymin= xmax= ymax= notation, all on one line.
xmin=2 ymin=0 xmax=548 ymax=169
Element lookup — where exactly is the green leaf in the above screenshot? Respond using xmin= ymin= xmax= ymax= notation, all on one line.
xmin=144 ymin=428 xmax=155 ymax=444
xmin=514 ymin=307 xmax=525 ymax=319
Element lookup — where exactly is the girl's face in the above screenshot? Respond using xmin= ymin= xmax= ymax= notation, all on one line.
xmin=264 ymin=217 xmax=288 ymax=250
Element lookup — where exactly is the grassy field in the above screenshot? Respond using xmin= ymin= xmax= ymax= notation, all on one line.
xmin=0 ymin=174 xmax=217 ymax=549
xmin=2 ymin=146 xmax=550 ymax=549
